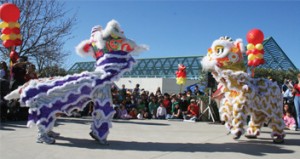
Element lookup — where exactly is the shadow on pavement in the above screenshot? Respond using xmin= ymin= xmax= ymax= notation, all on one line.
xmin=113 ymin=120 xmax=170 ymax=126
xmin=0 ymin=120 xmax=28 ymax=131
xmin=54 ymin=136 xmax=296 ymax=156
xmin=56 ymin=117 xmax=92 ymax=125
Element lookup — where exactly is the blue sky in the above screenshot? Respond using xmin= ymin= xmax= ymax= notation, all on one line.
xmin=62 ymin=0 xmax=300 ymax=70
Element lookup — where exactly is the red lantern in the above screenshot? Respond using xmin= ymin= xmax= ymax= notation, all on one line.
xmin=10 ymin=50 xmax=19 ymax=63
xmin=246 ymin=29 xmax=264 ymax=45
xmin=0 ymin=3 xmax=20 ymax=22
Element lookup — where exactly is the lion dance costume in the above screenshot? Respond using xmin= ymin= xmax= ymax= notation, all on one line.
xmin=201 ymin=36 xmax=285 ymax=143
xmin=5 ymin=20 xmax=148 ymax=144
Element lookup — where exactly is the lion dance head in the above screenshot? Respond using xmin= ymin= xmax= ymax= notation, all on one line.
xmin=201 ymin=36 xmax=245 ymax=73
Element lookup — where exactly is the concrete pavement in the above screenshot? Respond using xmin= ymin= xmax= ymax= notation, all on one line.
xmin=1 ymin=117 xmax=300 ymax=159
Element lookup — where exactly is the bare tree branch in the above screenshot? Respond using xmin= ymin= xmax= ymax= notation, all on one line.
xmin=0 ymin=0 xmax=77 ymax=74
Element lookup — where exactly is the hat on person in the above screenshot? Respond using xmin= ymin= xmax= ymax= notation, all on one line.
xmin=190 ymin=99 xmax=196 ymax=102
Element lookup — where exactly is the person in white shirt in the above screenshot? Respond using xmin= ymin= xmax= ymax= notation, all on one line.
xmin=156 ymin=101 xmax=167 ymax=119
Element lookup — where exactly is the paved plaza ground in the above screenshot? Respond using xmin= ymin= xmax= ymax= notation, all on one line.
xmin=1 ymin=117 xmax=300 ymax=159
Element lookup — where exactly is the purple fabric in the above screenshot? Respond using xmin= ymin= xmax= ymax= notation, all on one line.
xmin=94 ymin=101 xmax=114 ymax=116
xmin=37 ymin=86 xmax=92 ymax=120
xmin=95 ymin=122 xmax=109 ymax=138
xmin=26 ymin=50 xmax=135 ymax=134
xmin=22 ymin=74 xmax=90 ymax=103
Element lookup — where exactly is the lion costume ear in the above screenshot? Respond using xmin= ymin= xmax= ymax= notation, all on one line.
xmin=234 ymin=38 xmax=245 ymax=53
xmin=75 ymin=40 xmax=94 ymax=57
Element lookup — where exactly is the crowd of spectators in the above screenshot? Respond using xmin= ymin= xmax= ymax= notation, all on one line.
xmin=1 ymin=58 xmax=300 ymax=131
xmin=0 ymin=57 xmax=38 ymax=121
xmin=107 ymin=84 xmax=205 ymax=122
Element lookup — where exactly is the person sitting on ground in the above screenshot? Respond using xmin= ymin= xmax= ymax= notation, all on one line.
xmin=179 ymin=93 xmax=189 ymax=112
xmin=118 ymin=103 xmax=132 ymax=119
xmin=148 ymin=96 xmax=159 ymax=119
xmin=128 ymin=107 xmax=138 ymax=119
xmin=162 ymin=93 xmax=171 ymax=114
xmin=170 ymin=102 xmax=182 ymax=119
xmin=156 ymin=100 xmax=167 ymax=119
xmin=183 ymin=99 xmax=199 ymax=121
xmin=283 ymin=110 xmax=297 ymax=131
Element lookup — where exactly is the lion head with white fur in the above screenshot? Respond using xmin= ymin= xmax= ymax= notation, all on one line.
xmin=76 ymin=19 xmax=148 ymax=59
xmin=201 ymin=36 xmax=245 ymax=73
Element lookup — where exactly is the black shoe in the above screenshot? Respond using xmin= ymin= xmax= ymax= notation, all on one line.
xmin=89 ymin=132 xmax=99 ymax=141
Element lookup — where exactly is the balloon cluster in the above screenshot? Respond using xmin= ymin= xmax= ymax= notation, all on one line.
xmin=0 ymin=3 xmax=22 ymax=48
xmin=175 ymin=64 xmax=187 ymax=85
xmin=246 ymin=29 xmax=264 ymax=67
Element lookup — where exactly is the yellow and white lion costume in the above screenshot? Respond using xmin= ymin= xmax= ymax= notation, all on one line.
xmin=201 ymin=36 xmax=285 ymax=143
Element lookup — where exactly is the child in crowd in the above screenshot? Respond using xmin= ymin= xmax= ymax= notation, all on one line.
xmin=156 ymin=101 xmax=167 ymax=119
xmin=283 ymin=111 xmax=297 ymax=131
xmin=283 ymin=103 xmax=297 ymax=131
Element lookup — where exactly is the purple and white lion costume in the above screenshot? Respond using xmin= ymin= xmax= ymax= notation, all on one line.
xmin=5 ymin=19 xmax=148 ymax=144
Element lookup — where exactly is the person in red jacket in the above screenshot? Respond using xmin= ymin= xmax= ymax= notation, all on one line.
xmin=293 ymin=73 xmax=300 ymax=130
xmin=183 ymin=99 xmax=199 ymax=121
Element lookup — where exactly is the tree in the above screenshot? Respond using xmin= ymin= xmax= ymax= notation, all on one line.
xmin=254 ymin=68 xmax=299 ymax=85
xmin=0 ymin=0 xmax=76 ymax=74
xmin=39 ymin=65 xmax=67 ymax=77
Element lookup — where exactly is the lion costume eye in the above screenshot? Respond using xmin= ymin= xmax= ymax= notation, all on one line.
xmin=214 ymin=45 xmax=224 ymax=55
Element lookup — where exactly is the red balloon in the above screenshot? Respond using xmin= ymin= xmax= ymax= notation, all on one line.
xmin=10 ymin=50 xmax=19 ymax=63
xmin=246 ymin=29 xmax=264 ymax=45
xmin=0 ymin=3 xmax=20 ymax=22
xmin=11 ymin=27 xmax=20 ymax=34
xmin=252 ymin=49 xmax=261 ymax=55
xmin=14 ymin=39 xmax=22 ymax=46
xmin=260 ymin=59 xmax=265 ymax=65
xmin=2 ymin=40 xmax=14 ymax=48
xmin=1 ymin=27 xmax=12 ymax=34
xmin=252 ymin=59 xmax=260 ymax=67
xmin=248 ymin=60 xmax=254 ymax=66
xmin=246 ymin=50 xmax=253 ymax=55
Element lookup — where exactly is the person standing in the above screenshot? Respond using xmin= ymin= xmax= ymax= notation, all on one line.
xmin=156 ymin=101 xmax=167 ymax=119
xmin=293 ymin=73 xmax=300 ymax=130
xmin=0 ymin=61 xmax=9 ymax=80
xmin=25 ymin=64 xmax=38 ymax=82
xmin=10 ymin=57 xmax=28 ymax=91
